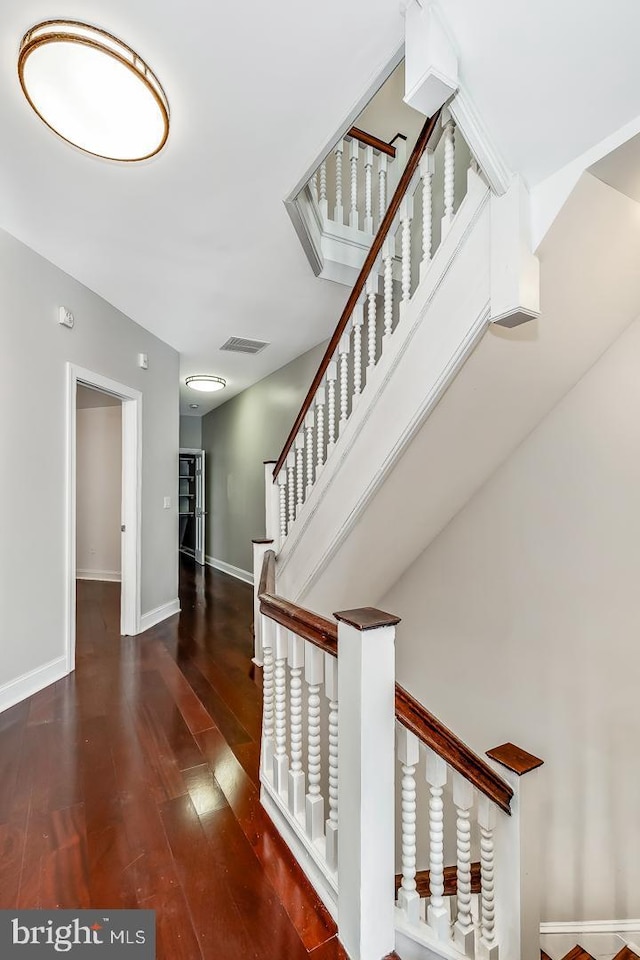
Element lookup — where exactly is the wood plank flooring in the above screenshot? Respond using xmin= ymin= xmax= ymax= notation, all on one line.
xmin=0 ymin=558 xmax=347 ymax=959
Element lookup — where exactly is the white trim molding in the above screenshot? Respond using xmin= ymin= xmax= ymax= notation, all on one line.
xmin=449 ymin=86 xmax=512 ymax=196
xmin=205 ymin=555 xmax=254 ymax=586
xmin=0 ymin=656 xmax=68 ymax=716
xmin=139 ymin=598 xmax=181 ymax=633
xmin=541 ymin=920 xmax=640 ymax=936
xmin=77 ymin=569 xmax=122 ymax=582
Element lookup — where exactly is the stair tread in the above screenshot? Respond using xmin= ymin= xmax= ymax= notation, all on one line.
xmin=613 ymin=949 xmax=640 ymax=960
xmin=561 ymin=947 xmax=597 ymax=960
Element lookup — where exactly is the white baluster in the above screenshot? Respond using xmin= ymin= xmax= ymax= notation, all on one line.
xmin=453 ymin=773 xmax=476 ymax=956
xmin=349 ymin=138 xmax=359 ymax=228
xmin=366 ymin=274 xmax=378 ymax=369
xmin=315 ymin=386 xmax=326 ymax=471
xmin=326 ymin=359 xmax=338 ymax=452
xmin=305 ymin=641 xmax=324 ymax=842
xmin=311 ymin=170 xmax=319 ymax=203
xmin=319 ymin=159 xmax=328 ymax=219
xmin=478 ymin=796 xmax=498 ymax=960
xmin=442 ymin=113 xmax=456 ymax=237
xmin=400 ymin=196 xmax=414 ymax=311
xmin=334 ymin=141 xmax=344 ymax=224
xmin=286 ymin=450 xmax=295 ymax=527
xmin=352 ymin=303 xmax=364 ymax=398
xmin=396 ymin=726 xmax=420 ymax=923
xmin=338 ymin=331 xmax=350 ymax=432
xmin=272 ymin=624 xmax=289 ymax=797
xmin=278 ymin=469 xmax=287 ymax=541
xmin=382 ymin=236 xmax=394 ymax=341
xmin=420 ymin=149 xmax=435 ymax=282
xmin=364 ymin=145 xmax=374 ymax=234
xmin=324 ymin=653 xmax=338 ymax=871
xmin=426 ymin=748 xmax=450 ymax=941
xmin=378 ymin=153 xmax=388 ymax=225
xmin=261 ymin=615 xmax=275 ymax=779
xmin=305 ymin=409 xmax=314 ymax=497
xmin=295 ymin=432 xmax=304 ymax=514
xmin=288 ymin=632 xmax=305 ymax=818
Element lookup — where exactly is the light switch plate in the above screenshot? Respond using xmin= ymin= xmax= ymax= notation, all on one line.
xmin=163 ymin=497 xmax=171 ymax=509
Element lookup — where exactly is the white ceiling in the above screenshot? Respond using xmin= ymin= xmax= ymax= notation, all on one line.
xmin=0 ymin=0 xmax=404 ymax=415
xmin=437 ymin=0 xmax=640 ymax=186
xmin=590 ymin=132 xmax=640 ymax=205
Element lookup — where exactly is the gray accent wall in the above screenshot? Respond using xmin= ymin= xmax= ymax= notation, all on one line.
xmin=180 ymin=415 xmax=202 ymax=449
xmin=201 ymin=342 xmax=327 ymax=574
xmin=0 ymin=226 xmax=179 ymax=705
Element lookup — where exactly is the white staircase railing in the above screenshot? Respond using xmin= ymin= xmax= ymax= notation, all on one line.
xmin=252 ymin=546 xmax=545 ymax=960
xmin=271 ymin=108 xmax=476 ymax=551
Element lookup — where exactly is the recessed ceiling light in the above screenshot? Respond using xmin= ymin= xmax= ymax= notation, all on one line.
xmin=185 ymin=376 xmax=226 ymax=393
xmin=18 ymin=20 xmax=170 ymax=161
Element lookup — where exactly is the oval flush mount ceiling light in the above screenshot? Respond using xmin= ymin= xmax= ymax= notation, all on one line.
xmin=186 ymin=376 xmax=226 ymax=393
xmin=18 ymin=20 xmax=169 ymax=161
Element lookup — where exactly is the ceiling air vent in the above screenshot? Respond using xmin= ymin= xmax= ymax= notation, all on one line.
xmin=220 ymin=337 xmax=269 ymax=355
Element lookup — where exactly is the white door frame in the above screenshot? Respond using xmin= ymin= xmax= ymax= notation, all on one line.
xmin=66 ymin=363 xmax=142 ymax=671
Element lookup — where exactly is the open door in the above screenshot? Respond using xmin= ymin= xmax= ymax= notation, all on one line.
xmin=194 ymin=450 xmax=206 ymax=566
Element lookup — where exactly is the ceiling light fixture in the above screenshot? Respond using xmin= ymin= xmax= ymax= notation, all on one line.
xmin=189 ymin=403 xmax=200 ymax=410
xmin=185 ymin=376 xmax=226 ymax=393
xmin=18 ymin=20 xmax=169 ymax=161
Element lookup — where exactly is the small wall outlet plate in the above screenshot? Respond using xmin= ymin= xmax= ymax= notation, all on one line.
xmin=163 ymin=497 xmax=171 ymax=509
xmin=58 ymin=306 xmax=74 ymax=328
xmin=138 ymin=353 xmax=149 ymax=369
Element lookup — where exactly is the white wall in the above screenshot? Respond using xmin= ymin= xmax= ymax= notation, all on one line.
xmin=381 ymin=316 xmax=640 ymax=922
xmin=0 ymin=227 xmax=179 ymax=709
xmin=76 ymin=404 xmax=122 ymax=581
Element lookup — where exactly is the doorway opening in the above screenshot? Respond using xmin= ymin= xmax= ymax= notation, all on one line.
xmin=179 ymin=448 xmax=206 ymax=566
xmin=66 ymin=364 xmax=142 ymax=672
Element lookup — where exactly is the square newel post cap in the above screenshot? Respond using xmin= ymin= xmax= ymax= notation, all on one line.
xmin=334 ymin=607 xmax=401 ymax=630
xmin=263 ymin=460 xmax=277 ymax=465
xmin=486 ymin=742 xmax=544 ymax=776
xmin=251 ymin=538 xmax=274 ymax=545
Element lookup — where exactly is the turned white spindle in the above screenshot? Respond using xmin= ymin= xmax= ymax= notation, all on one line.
xmin=382 ymin=237 xmax=394 ymax=340
xmin=305 ymin=641 xmax=325 ymax=841
xmin=378 ymin=153 xmax=388 ymax=224
xmin=334 ymin=141 xmax=344 ymax=224
xmin=273 ymin=625 xmax=289 ymax=796
xmin=442 ymin=114 xmax=456 ymax=235
xmin=286 ymin=450 xmax=295 ymax=526
xmin=319 ymin=159 xmax=328 ymax=218
xmin=400 ymin=196 xmax=413 ymax=307
xmin=352 ymin=304 xmax=364 ymax=397
xmin=277 ymin=469 xmax=287 ymax=541
xmin=261 ymin=616 xmax=275 ymax=778
xmin=366 ymin=274 xmax=378 ymax=368
xmin=295 ymin=434 xmax=304 ymax=513
xmin=397 ymin=726 xmax=420 ymax=923
xmin=426 ymin=748 xmax=450 ymax=941
xmin=325 ymin=653 xmax=339 ymax=871
xmin=288 ymin=632 xmax=305 ymax=817
xmin=349 ymin=137 xmax=359 ymax=228
xmin=478 ymin=796 xmax=498 ymax=959
xmin=311 ymin=170 xmax=319 ymax=203
xmin=304 ymin=409 xmax=314 ymax=497
xmin=315 ymin=386 xmax=326 ymax=471
xmin=338 ymin=331 xmax=350 ymax=431
xmin=453 ymin=774 xmax=476 ymax=956
xmin=420 ymin=150 xmax=435 ymax=278
xmin=326 ymin=360 xmax=338 ymax=450
xmin=364 ymin=145 xmax=374 ymax=233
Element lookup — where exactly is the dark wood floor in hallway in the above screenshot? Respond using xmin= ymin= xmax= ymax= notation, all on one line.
xmin=0 ymin=558 xmax=346 ymax=959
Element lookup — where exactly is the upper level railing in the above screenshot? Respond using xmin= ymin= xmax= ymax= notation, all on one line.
xmin=251 ymin=541 xmax=544 ymax=960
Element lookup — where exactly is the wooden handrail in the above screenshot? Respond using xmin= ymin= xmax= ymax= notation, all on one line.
xmin=273 ymin=110 xmax=441 ymax=480
xmin=258 ymin=551 xmax=338 ymax=657
xmin=395 ymin=684 xmax=514 ymax=815
xmin=347 ymin=126 xmax=397 ymax=158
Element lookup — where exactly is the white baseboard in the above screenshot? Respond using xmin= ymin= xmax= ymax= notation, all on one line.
xmin=541 ymin=920 xmax=640 ymax=936
xmin=139 ymin=598 xmax=181 ymax=633
xmin=0 ymin=656 xmax=69 ymax=715
xmin=77 ymin=569 xmax=122 ymax=582
xmin=205 ymin=555 xmax=254 ymax=586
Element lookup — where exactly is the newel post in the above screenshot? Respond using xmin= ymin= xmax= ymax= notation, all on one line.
xmin=251 ymin=539 xmax=273 ymax=666
xmin=263 ymin=460 xmax=280 ymax=548
xmin=334 ymin=606 xmax=400 ymax=960
xmin=485 ymin=743 xmax=545 ymax=960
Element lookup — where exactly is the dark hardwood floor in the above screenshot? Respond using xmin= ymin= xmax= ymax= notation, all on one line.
xmin=0 ymin=557 xmax=346 ymax=959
